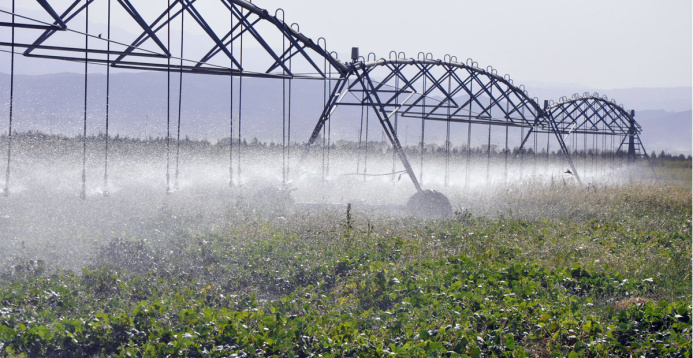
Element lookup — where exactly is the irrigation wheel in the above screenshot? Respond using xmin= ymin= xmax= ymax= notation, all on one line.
xmin=406 ymin=189 xmax=453 ymax=219
xmin=251 ymin=186 xmax=295 ymax=213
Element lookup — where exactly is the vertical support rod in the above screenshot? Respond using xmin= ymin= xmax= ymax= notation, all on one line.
xmin=327 ymin=62 xmax=332 ymax=179
xmin=175 ymin=8 xmax=184 ymax=190
xmin=485 ymin=85 xmax=492 ymax=184
xmin=392 ymin=73 xmax=399 ymax=182
xmin=103 ymin=0 xmax=111 ymax=197
xmin=363 ymin=96 xmax=370 ymax=181
xmin=321 ymin=57 xmax=327 ymax=181
xmin=228 ymin=7 xmax=233 ymax=187
xmin=281 ymin=18 xmax=286 ymax=186
xmin=504 ymin=124 xmax=508 ymax=185
xmin=237 ymin=8 xmax=244 ymax=185
xmin=627 ymin=109 xmax=636 ymax=161
xmin=287 ymin=47 xmax=293 ymax=182
xmin=546 ymin=130 xmax=550 ymax=171
xmin=464 ymin=78 xmax=473 ymax=190
xmin=583 ymin=126 xmax=587 ymax=174
xmin=357 ymin=89 xmax=365 ymax=174
xmin=533 ymin=126 xmax=538 ymax=175
xmin=445 ymin=65 xmax=451 ymax=187
xmin=3 ymin=0 xmax=15 ymax=197
xmin=419 ymin=67 xmax=426 ymax=184
xmin=80 ymin=2 xmax=89 ymax=200
xmin=519 ymin=127 xmax=524 ymax=180
xmin=166 ymin=0 xmax=172 ymax=194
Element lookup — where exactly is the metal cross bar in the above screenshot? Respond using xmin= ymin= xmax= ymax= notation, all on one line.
xmin=224 ymin=3 xmax=290 ymax=74
xmin=116 ymin=0 xmax=170 ymax=57
xmin=180 ymin=0 xmax=243 ymax=69
xmin=112 ymin=0 xmax=185 ymax=62
xmin=194 ymin=11 xmax=257 ymax=69
xmin=4 ymin=0 xmax=343 ymax=79
xmin=36 ymin=0 xmax=68 ymax=29
xmin=548 ymin=96 xmax=638 ymax=136
xmin=23 ymin=0 xmax=87 ymax=56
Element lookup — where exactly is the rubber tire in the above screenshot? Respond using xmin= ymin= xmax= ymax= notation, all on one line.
xmin=406 ymin=189 xmax=453 ymax=219
xmin=252 ymin=186 xmax=295 ymax=212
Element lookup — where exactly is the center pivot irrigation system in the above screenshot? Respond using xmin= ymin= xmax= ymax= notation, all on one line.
xmin=1 ymin=0 xmax=653 ymax=215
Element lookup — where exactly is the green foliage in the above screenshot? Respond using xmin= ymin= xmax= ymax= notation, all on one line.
xmin=0 ymin=185 xmax=690 ymax=356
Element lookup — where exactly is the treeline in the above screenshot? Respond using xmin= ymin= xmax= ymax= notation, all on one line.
xmin=2 ymin=130 xmax=691 ymax=162
xmin=650 ymin=151 xmax=692 ymax=161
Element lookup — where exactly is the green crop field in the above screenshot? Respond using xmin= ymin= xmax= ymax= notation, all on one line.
xmin=0 ymin=145 xmax=690 ymax=357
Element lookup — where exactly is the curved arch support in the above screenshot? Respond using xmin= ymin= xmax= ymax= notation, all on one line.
xmin=7 ymin=0 xmax=345 ymax=79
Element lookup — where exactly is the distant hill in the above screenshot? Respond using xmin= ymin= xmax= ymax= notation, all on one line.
xmin=635 ymin=110 xmax=692 ymax=155
xmin=0 ymin=71 xmax=327 ymax=143
xmin=0 ymin=72 xmax=690 ymax=154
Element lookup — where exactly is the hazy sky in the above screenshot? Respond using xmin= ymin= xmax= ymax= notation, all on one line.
xmin=5 ymin=0 xmax=692 ymax=90
xmin=256 ymin=0 xmax=692 ymax=90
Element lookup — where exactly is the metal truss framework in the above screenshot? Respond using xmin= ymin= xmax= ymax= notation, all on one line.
xmin=308 ymin=59 xmax=655 ymax=188
xmin=307 ymin=57 xmax=586 ymax=188
xmin=541 ymin=94 xmax=647 ymax=158
xmin=1 ymin=1 xmax=653 ymax=194
xmin=1 ymin=0 xmax=345 ymax=78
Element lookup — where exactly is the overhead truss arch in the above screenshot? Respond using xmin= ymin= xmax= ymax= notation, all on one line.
xmin=2 ymin=0 xmax=345 ymax=79
xmin=546 ymin=93 xmax=641 ymax=136
xmin=306 ymin=57 xmax=570 ymax=190
xmin=541 ymin=93 xmax=649 ymax=160
xmin=334 ymin=57 xmax=547 ymax=128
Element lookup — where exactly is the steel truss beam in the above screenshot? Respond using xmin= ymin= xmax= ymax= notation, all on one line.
xmin=336 ymin=59 xmax=546 ymax=126
xmin=3 ymin=3 xmax=654 ymax=189
xmin=0 ymin=0 xmax=67 ymax=30
xmin=541 ymin=94 xmax=649 ymax=160
xmin=308 ymin=58 xmax=582 ymax=188
xmin=1 ymin=0 xmax=344 ymax=79
xmin=546 ymin=94 xmax=641 ymax=136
